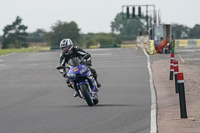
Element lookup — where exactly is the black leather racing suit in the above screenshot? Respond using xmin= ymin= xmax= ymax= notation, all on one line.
xmin=59 ymin=46 xmax=100 ymax=86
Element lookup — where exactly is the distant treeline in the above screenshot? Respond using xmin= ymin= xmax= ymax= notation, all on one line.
xmin=173 ymin=23 xmax=200 ymax=39
xmin=1 ymin=13 xmax=200 ymax=49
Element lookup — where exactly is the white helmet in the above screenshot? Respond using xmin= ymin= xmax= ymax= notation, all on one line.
xmin=60 ymin=38 xmax=73 ymax=55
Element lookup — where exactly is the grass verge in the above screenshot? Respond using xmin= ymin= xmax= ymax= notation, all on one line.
xmin=0 ymin=47 xmax=50 ymax=56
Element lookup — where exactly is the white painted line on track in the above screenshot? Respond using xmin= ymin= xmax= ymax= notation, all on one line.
xmin=86 ymin=48 xmax=122 ymax=52
xmin=0 ymin=60 xmax=5 ymax=67
xmin=86 ymin=49 xmax=112 ymax=51
xmin=143 ymin=49 xmax=157 ymax=133
xmin=0 ymin=53 xmax=16 ymax=57
xmin=178 ymin=49 xmax=200 ymax=52
xmin=177 ymin=54 xmax=185 ymax=64
xmin=91 ymin=54 xmax=111 ymax=56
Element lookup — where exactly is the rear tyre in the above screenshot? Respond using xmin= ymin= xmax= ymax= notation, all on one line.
xmin=80 ymin=84 xmax=93 ymax=106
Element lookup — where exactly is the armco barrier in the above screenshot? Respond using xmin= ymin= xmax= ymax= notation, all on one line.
xmin=197 ymin=39 xmax=200 ymax=47
xmin=175 ymin=39 xmax=200 ymax=48
xmin=89 ymin=45 xmax=99 ymax=49
xmin=89 ymin=44 xmax=136 ymax=49
xmin=121 ymin=44 xmax=136 ymax=48
xmin=100 ymin=44 xmax=121 ymax=48
xmin=50 ymin=46 xmax=60 ymax=50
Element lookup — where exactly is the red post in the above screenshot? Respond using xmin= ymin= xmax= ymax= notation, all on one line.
xmin=169 ymin=53 xmax=175 ymax=80
xmin=177 ymin=73 xmax=187 ymax=118
xmin=174 ymin=59 xmax=179 ymax=93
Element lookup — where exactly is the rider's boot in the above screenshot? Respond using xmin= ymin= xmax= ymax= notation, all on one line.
xmin=93 ymin=73 xmax=101 ymax=88
xmin=90 ymin=68 xmax=101 ymax=88
xmin=96 ymin=80 xmax=101 ymax=88
xmin=73 ymin=91 xmax=79 ymax=97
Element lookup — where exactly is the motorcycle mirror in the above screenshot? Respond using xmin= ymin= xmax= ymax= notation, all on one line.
xmin=56 ymin=66 xmax=64 ymax=69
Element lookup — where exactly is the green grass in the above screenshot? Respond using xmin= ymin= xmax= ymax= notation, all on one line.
xmin=0 ymin=47 xmax=50 ymax=56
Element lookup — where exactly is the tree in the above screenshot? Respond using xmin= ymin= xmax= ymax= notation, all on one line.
xmin=0 ymin=36 xmax=2 ymax=42
xmin=81 ymin=33 xmax=96 ymax=48
xmin=172 ymin=23 xmax=190 ymax=39
xmin=111 ymin=12 xmax=143 ymax=40
xmin=81 ymin=33 xmax=121 ymax=48
xmin=94 ymin=33 xmax=121 ymax=47
xmin=190 ymin=24 xmax=200 ymax=39
xmin=26 ymin=29 xmax=46 ymax=42
xmin=46 ymin=21 xmax=81 ymax=47
xmin=2 ymin=16 xmax=28 ymax=49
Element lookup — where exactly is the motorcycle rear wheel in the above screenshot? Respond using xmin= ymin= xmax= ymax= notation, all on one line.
xmin=80 ymin=84 xmax=94 ymax=106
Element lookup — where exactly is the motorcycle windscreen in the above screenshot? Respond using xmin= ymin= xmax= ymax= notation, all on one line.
xmin=67 ymin=57 xmax=80 ymax=67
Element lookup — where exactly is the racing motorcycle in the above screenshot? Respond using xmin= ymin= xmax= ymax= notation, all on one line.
xmin=56 ymin=56 xmax=99 ymax=106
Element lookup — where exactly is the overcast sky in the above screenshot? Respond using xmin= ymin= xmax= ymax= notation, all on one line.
xmin=0 ymin=0 xmax=199 ymax=35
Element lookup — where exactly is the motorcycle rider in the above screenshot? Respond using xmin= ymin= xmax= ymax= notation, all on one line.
xmin=58 ymin=38 xmax=101 ymax=97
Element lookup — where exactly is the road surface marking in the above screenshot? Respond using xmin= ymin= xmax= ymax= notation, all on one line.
xmin=0 ymin=60 xmax=5 ymax=67
xmin=0 ymin=53 xmax=16 ymax=57
xmin=177 ymin=54 xmax=185 ymax=64
xmin=91 ymin=54 xmax=111 ymax=56
xmin=178 ymin=49 xmax=200 ymax=52
xmin=143 ymin=49 xmax=157 ymax=133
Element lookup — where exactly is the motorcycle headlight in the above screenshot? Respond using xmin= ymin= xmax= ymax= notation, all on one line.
xmin=80 ymin=67 xmax=88 ymax=74
xmin=67 ymin=73 xmax=76 ymax=78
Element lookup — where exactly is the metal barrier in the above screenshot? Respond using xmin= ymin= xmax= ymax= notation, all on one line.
xmin=50 ymin=46 xmax=60 ymax=50
xmin=175 ymin=39 xmax=200 ymax=48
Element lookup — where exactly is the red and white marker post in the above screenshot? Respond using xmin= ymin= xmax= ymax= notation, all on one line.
xmin=177 ymin=72 xmax=187 ymax=118
xmin=174 ymin=59 xmax=179 ymax=93
xmin=169 ymin=53 xmax=175 ymax=80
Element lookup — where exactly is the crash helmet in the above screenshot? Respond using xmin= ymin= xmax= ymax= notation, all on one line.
xmin=60 ymin=38 xmax=73 ymax=55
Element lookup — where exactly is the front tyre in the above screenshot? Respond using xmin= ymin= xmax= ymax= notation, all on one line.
xmin=93 ymin=95 xmax=99 ymax=105
xmin=80 ymin=84 xmax=93 ymax=106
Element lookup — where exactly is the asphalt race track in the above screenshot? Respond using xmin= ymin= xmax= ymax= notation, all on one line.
xmin=0 ymin=48 xmax=151 ymax=133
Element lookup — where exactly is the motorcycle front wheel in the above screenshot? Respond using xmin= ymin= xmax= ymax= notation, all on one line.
xmin=93 ymin=95 xmax=99 ymax=105
xmin=80 ymin=84 xmax=94 ymax=106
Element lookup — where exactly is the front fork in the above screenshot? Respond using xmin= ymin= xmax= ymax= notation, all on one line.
xmin=76 ymin=80 xmax=97 ymax=99
xmin=70 ymin=73 xmax=98 ymax=99
xmin=87 ymin=73 xmax=98 ymax=92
